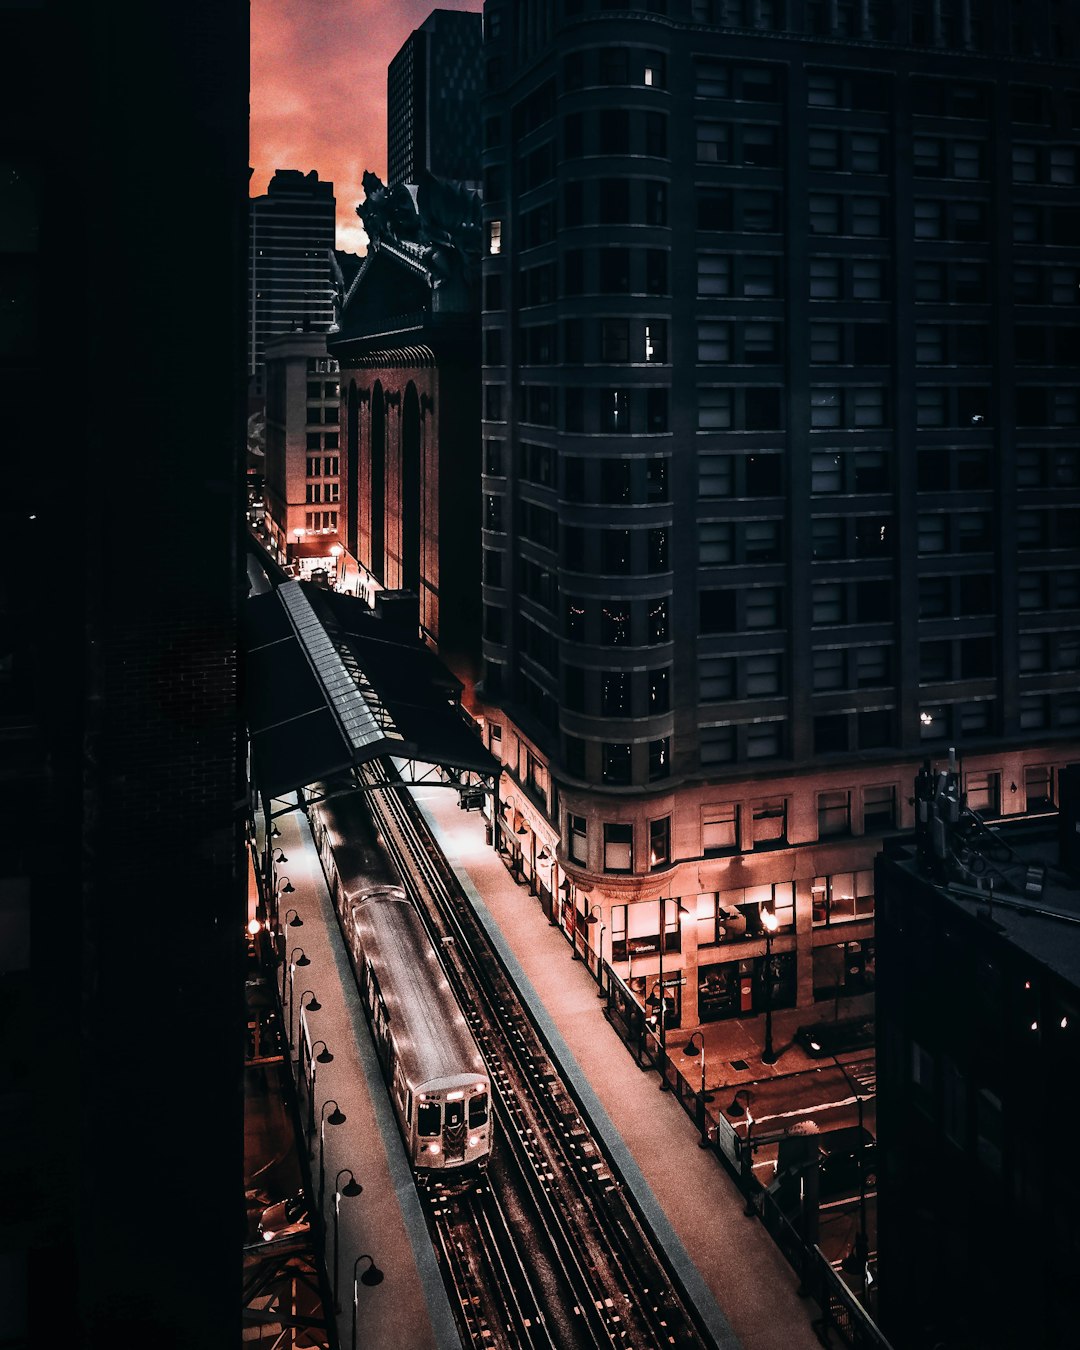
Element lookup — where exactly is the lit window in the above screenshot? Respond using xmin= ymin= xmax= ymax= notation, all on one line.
xmin=488 ymin=220 xmax=502 ymax=256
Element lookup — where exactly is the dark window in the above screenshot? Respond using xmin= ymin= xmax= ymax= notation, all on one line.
xmin=598 ymin=178 xmax=630 ymax=224
xmin=417 ymin=1101 xmax=441 ymax=1136
xmin=648 ymin=737 xmax=670 ymax=781
xmin=602 ymin=742 xmax=632 ymax=785
xmin=700 ymin=589 xmax=736 ymax=633
xmin=601 ymin=671 xmax=630 ymax=715
xmin=599 ymin=248 xmax=630 ymax=293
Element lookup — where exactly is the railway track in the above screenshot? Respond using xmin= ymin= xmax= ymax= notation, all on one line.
xmin=362 ymin=761 xmax=715 ymax=1350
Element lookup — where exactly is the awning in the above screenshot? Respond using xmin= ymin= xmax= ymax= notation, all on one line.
xmin=244 ymin=581 xmax=498 ymax=802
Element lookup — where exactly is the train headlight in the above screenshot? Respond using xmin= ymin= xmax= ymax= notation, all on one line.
xmin=427 ymin=1143 xmax=441 ymax=1156
xmin=468 ymin=1135 xmax=479 ymax=1149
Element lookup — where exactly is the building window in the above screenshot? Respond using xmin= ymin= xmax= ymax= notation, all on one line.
xmin=817 ymin=790 xmax=851 ymax=838
xmin=965 ymin=771 xmax=1000 ymax=815
xmin=603 ymin=822 xmax=633 ymax=873
xmin=863 ymin=784 xmax=896 ymax=833
xmin=1024 ymin=765 xmax=1054 ymax=811
xmin=643 ymin=736 xmax=666 ymax=781
xmin=568 ymin=813 xmax=587 ymax=865
xmin=813 ymin=871 xmax=875 ymax=926
xmin=752 ymin=798 xmax=787 ymax=849
xmin=703 ymin=806 xmax=739 ymax=855
xmin=602 ymin=742 xmax=632 ymax=785
xmin=488 ymin=220 xmax=502 ymax=255
xmin=649 ymin=817 xmax=671 ymax=870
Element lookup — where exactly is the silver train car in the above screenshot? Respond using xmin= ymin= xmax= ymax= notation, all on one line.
xmin=309 ymin=788 xmax=492 ymax=1175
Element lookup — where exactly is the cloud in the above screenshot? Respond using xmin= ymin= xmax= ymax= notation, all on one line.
xmin=251 ymin=0 xmax=483 ymax=251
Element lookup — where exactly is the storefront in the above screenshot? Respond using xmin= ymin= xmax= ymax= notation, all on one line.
xmin=697 ymin=951 xmax=796 ymax=1023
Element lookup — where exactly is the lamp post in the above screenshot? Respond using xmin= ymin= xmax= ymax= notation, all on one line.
xmin=351 ymin=1254 xmax=385 ymax=1350
xmin=682 ymin=1030 xmax=714 ymax=1147
xmin=330 ymin=542 xmax=343 ymax=588
xmin=285 ymin=947 xmax=310 ymax=1036
xmin=760 ymin=907 xmax=780 ymax=1065
xmin=584 ymin=903 xmax=604 ymax=985
xmin=277 ymin=906 xmax=301 ymax=1003
xmin=292 ymin=525 xmax=305 ymax=570
xmin=654 ymin=897 xmax=688 ymax=1090
xmin=317 ymin=1099 xmax=347 ymax=1216
xmin=742 ymin=1109 xmax=758 ymax=1216
xmin=295 ymin=989 xmax=321 ymax=1062
xmin=333 ymin=1169 xmax=363 ymax=1311
xmin=303 ymin=1040 xmax=333 ymax=1132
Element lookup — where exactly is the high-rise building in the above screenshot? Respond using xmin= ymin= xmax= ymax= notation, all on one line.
xmin=479 ymin=0 xmax=1080 ymax=1028
xmin=874 ymin=762 xmax=1080 ymax=1348
xmin=249 ymin=169 xmax=336 ymax=378
xmin=388 ymin=9 xmax=484 ymax=189
xmin=263 ymin=331 xmax=342 ymax=568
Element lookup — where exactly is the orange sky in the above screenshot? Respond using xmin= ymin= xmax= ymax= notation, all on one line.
xmin=251 ymin=0 xmax=483 ymax=256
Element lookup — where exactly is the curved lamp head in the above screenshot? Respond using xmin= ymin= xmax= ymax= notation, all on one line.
xmin=299 ymin=990 xmax=321 ymax=1012
xmin=682 ymin=1031 xmax=704 ymax=1057
xmin=312 ymin=1040 xmax=333 ymax=1064
xmin=272 ymin=847 xmax=288 ymax=864
xmin=277 ymin=876 xmax=296 ymax=895
xmin=285 ymin=908 xmax=302 ymax=926
xmin=323 ymin=1099 xmax=346 ymax=1127
xmin=291 ymin=948 xmax=310 ymax=969
xmin=355 ymin=1254 xmax=384 ymax=1287
xmin=337 ymin=1168 xmax=363 ymax=1198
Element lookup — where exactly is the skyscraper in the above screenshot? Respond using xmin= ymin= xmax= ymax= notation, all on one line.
xmin=388 ymin=9 xmax=484 ymax=188
xmin=249 ymin=169 xmax=336 ymax=378
xmin=479 ymin=0 xmax=1080 ymax=1028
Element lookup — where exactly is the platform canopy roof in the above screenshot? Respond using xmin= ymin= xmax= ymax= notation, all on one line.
xmin=244 ymin=580 xmax=497 ymax=802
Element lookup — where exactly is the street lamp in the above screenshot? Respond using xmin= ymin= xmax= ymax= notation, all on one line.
xmin=655 ymin=897 xmax=689 ymax=1091
xmin=333 ymin=1169 xmax=363 ymax=1311
xmin=584 ymin=902 xmax=604 ymax=980
xmin=646 ymin=980 xmax=669 ymax=1089
xmin=285 ymin=948 xmax=310 ymax=1038
xmin=683 ymin=1030 xmax=714 ymax=1147
xmin=295 ymin=989 xmax=321 ymax=1058
xmin=303 ymin=1039 xmax=334 ymax=1129
xmin=727 ymin=1087 xmax=753 ymax=1118
xmin=317 ymin=1099 xmax=347 ymax=1216
xmin=760 ymin=907 xmax=780 ymax=1066
xmin=351 ymin=1254 xmax=385 ymax=1350
xmin=272 ymin=846 xmax=288 ymax=865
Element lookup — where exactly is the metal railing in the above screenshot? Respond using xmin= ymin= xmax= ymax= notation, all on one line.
xmin=599 ymin=963 xmax=893 ymax=1350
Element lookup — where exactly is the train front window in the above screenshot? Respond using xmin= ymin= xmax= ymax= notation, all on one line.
xmin=468 ymin=1094 xmax=489 ymax=1127
xmin=417 ymin=1102 xmax=441 ymax=1136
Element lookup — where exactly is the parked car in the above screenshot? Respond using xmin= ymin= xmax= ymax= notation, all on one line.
xmin=258 ymin=1193 xmax=311 ymax=1243
xmin=795 ymin=1016 xmax=875 ymax=1058
xmin=817 ymin=1125 xmax=877 ymax=1197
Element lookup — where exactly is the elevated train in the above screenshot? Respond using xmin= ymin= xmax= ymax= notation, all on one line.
xmin=309 ymin=784 xmax=492 ymax=1176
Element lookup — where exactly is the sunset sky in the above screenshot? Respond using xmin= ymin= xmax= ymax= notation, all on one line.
xmin=251 ymin=0 xmax=483 ymax=256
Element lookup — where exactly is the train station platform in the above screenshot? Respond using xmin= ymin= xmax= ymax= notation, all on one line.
xmin=256 ymin=805 xmax=461 ymax=1350
xmin=409 ymin=784 xmax=826 ymax=1350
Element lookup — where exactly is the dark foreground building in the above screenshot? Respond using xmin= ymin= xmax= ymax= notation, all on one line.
xmin=478 ymin=0 xmax=1080 ymax=1024
xmin=875 ymin=763 xmax=1080 ymax=1348
xmin=2 ymin=3 xmax=247 ymax=1345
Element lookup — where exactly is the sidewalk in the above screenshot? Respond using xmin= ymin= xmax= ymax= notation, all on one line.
xmin=260 ymin=807 xmax=461 ymax=1350
xmin=410 ymin=783 xmax=825 ymax=1350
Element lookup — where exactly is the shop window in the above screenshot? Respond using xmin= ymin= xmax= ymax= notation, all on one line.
xmin=603 ymin=822 xmax=633 ymax=873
